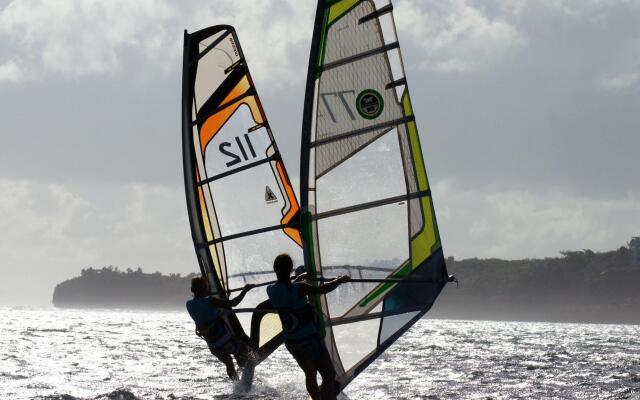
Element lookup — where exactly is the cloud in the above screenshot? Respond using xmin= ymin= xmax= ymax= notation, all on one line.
xmin=2 ymin=173 xmax=639 ymax=305
xmin=0 ymin=58 xmax=23 ymax=82
xmin=499 ymin=0 xmax=639 ymax=20
xmin=186 ymin=0 xmax=314 ymax=89
xmin=598 ymin=70 xmax=640 ymax=92
xmin=0 ymin=178 xmax=194 ymax=305
xmin=434 ymin=180 xmax=640 ymax=259
xmin=394 ymin=0 xmax=523 ymax=73
xmin=0 ymin=0 xmax=314 ymax=87
xmin=0 ymin=0 xmax=176 ymax=78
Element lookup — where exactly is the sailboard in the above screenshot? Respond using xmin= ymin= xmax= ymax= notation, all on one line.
xmin=181 ymin=25 xmax=302 ymax=360
xmin=300 ymin=0 xmax=451 ymax=390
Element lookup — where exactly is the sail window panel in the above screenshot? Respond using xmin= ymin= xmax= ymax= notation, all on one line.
xmin=374 ymin=4 xmax=398 ymax=45
xmin=258 ymin=313 xmax=282 ymax=348
xmin=317 ymin=203 xmax=409 ymax=317
xmin=316 ymin=53 xmax=404 ymax=143
xmin=204 ymin=162 xmax=288 ymax=238
xmin=224 ymin=232 xmax=303 ymax=290
xmin=332 ymin=316 xmax=381 ymax=372
xmin=378 ymin=311 xmax=419 ymax=345
xmin=315 ymin=128 xmax=406 ymax=212
xmin=385 ymin=43 xmax=403 ymax=77
xmin=194 ymin=33 xmax=241 ymax=113
xmin=369 ymin=0 xmax=393 ymax=11
xmin=202 ymin=104 xmax=272 ymax=178
xmin=397 ymin=124 xmax=418 ymax=194
xmin=396 ymin=123 xmax=425 ymax=237
xmin=386 ymin=48 xmax=406 ymax=100
xmin=223 ymin=232 xmax=303 ymax=332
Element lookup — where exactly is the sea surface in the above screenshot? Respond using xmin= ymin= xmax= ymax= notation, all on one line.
xmin=1 ymin=307 xmax=639 ymax=400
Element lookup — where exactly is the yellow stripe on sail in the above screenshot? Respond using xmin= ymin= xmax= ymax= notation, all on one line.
xmin=403 ymin=92 xmax=441 ymax=267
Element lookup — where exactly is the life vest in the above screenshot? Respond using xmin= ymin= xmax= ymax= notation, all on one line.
xmin=196 ymin=317 xmax=236 ymax=353
xmin=186 ymin=297 xmax=236 ymax=352
xmin=267 ymin=282 xmax=317 ymax=340
xmin=277 ymin=303 xmax=317 ymax=333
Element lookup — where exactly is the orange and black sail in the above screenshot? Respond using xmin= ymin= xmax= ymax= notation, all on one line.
xmin=182 ymin=25 xmax=302 ymax=359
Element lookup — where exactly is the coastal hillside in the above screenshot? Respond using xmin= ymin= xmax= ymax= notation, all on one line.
xmin=52 ymin=246 xmax=640 ymax=324
xmin=52 ymin=267 xmax=196 ymax=309
xmin=432 ymin=246 xmax=640 ymax=324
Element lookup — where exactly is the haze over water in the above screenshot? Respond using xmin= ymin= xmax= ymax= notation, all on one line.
xmin=1 ymin=308 xmax=639 ymax=399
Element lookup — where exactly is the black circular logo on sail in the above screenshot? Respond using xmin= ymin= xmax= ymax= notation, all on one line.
xmin=356 ymin=89 xmax=384 ymax=119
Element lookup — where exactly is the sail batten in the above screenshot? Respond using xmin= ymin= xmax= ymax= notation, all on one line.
xmin=321 ymin=41 xmax=399 ymax=71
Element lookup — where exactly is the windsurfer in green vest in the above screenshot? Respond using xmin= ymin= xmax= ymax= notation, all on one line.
xmin=186 ymin=276 xmax=256 ymax=386
xmin=267 ymin=254 xmax=350 ymax=400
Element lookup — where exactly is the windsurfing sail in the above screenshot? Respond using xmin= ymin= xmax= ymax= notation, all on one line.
xmin=182 ymin=25 xmax=302 ymax=359
xmin=300 ymin=0 xmax=450 ymax=389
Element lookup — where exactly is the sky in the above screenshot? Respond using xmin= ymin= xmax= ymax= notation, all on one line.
xmin=0 ymin=0 xmax=639 ymax=305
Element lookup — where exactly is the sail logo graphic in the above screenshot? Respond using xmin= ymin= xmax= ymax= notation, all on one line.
xmin=229 ymin=37 xmax=239 ymax=57
xmin=356 ymin=89 xmax=384 ymax=119
xmin=265 ymin=186 xmax=278 ymax=204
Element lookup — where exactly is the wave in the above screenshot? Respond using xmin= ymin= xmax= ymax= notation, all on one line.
xmin=36 ymin=388 xmax=140 ymax=400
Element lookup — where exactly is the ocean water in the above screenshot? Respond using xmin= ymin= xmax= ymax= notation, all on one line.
xmin=1 ymin=308 xmax=639 ymax=400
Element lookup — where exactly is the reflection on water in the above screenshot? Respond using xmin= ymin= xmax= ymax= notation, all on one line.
xmin=1 ymin=307 xmax=639 ymax=399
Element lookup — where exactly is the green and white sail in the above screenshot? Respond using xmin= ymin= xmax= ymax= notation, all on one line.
xmin=300 ymin=0 xmax=450 ymax=389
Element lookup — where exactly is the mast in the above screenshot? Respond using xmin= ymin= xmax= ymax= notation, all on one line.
xmin=300 ymin=0 xmax=326 ymax=274
xmin=181 ymin=29 xmax=226 ymax=296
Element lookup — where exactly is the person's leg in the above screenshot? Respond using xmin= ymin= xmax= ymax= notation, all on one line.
xmin=301 ymin=360 xmax=320 ymax=400
xmin=234 ymin=341 xmax=255 ymax=390
xmin=286 ymin=342 xmax=321 ymax=400
xmin=210 ymin=347 xmax=238 ymax=381
xmin=316 ymin=343 xmax=337 ymax=400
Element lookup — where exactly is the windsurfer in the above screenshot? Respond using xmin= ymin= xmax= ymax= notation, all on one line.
xmin=186 ymin=276 xmax=256 ymax=386
xmin=267 ymin=254 xmax=350 ymax=400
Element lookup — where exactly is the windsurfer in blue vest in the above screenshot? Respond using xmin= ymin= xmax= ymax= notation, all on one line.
xmin=267 ymin=254 xmax=350 ymax=400
xmin=186 ymin=276 xmax=256 ymax=385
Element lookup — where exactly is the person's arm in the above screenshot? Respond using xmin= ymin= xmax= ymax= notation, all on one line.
xmin=298 ymin=276 xmax=350 ymax=296
xmin=293 ymin=272 xmax=308 ymax=283
xmin=208 ymin=284 xmax=255 ymax=308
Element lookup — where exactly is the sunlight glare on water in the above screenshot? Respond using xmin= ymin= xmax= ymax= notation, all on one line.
xmin=1 ymin=308 xmax=639 ymax=399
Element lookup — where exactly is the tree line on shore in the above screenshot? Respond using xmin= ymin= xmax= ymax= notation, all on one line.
xmin=52 ymin=266 xmax=197 ymax=309
xmin=52 ymin=246 xmax=639 ymax=324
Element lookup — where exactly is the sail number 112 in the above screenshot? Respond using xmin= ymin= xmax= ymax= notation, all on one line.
xmin=219 ymin=134 xmax=257 ymax=167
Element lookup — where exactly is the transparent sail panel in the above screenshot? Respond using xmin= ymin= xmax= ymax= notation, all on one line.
xmin=205 ymin=162 xmax=290 ymax=237
xmin=316 ymin=128 xmax=406 ymax=211
xmin=225 ymin=233 xmax=303 ymax=292
xmin=332 ymin=316 xmax=380 ymax=371
xmin=379 ymin=311 xmax=419 ymax=344
xmin=318 ymin=203 xmax=409 ymax=317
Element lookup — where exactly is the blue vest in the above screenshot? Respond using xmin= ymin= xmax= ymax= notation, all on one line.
xmin=186 ymin=297 xmax=221 ymax=326
xmin=267 ymin=282 xmax=317 ymax=340
xmin=186 ymin=297 xmax=234 ymax=351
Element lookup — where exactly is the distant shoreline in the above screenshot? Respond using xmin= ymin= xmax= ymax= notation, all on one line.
xmin=52 ymin=246 xmax=640 ymax=325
